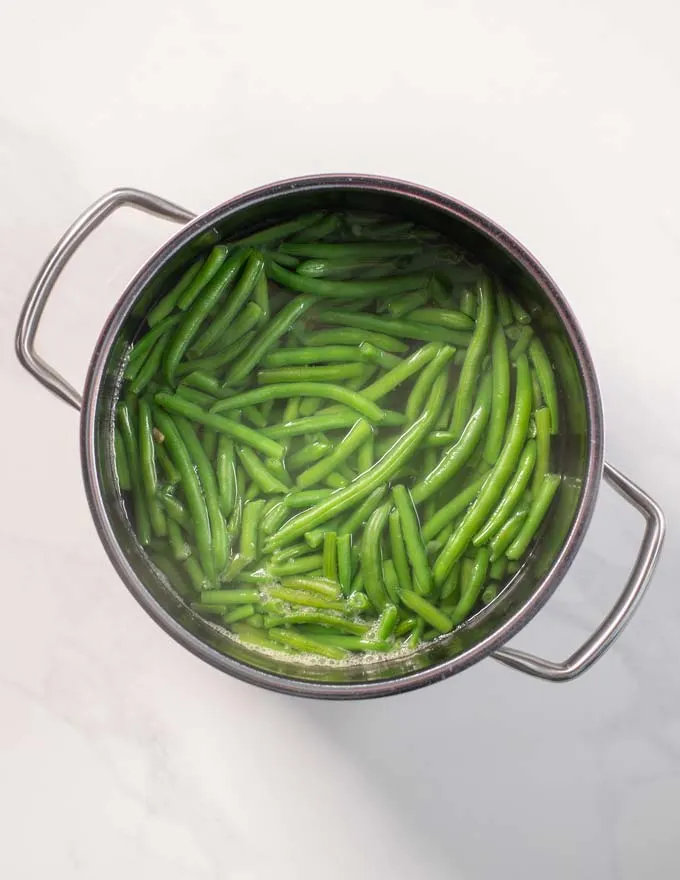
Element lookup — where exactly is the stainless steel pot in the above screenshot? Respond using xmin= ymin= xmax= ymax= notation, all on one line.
xmin=15 ymin=176 xmax=665 ymax=698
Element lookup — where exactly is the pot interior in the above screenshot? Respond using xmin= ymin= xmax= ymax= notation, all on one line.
xmin=85 ymin=178 xmax=601 ymax=695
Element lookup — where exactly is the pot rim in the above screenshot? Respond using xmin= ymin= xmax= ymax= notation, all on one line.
xmin=80 ymin=173 xmax=605 ymax=699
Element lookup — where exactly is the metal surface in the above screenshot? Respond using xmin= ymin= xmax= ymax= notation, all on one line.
xmin=15 ymin=175 xmax=665 ymax=699
xmin=15 ymin=187 xmax=195 ymax=410
xmin=492 ymin=462 xmax=665 ymax=680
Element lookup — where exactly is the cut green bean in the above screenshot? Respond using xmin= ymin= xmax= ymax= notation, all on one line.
xmin=450 ymin=275 xmax=494 ymax=438
xmin=257 ymin=363 xmax=365 ymax=384
xmin=392 ymin=485 xmax=431 ymax=595
xmin=212 ymin=382 xmax=384 ymax=423
xmin=529 ymin=338 xmax=559 ymax=434
xmin=216 ymin=436 xmax=236 ymax=518
xmin=262 ymin=346 xmax=365 ymax=367
xmin=358 ymin=343 xmax=403 ymax=371
xmin=506 ymin=474 xmax=561 ymax=559
xmin=117 ymin=401 xmax=151 ymax=546
xmin=388 ymin=508 xmax=413 ymax=594
xmin=147 ymin=259 xmax=206 ymax=326
xmin=338 ymin=486 xmax=387 ymax=535
xmin=473 ymin=440 xmax=537 ymax=545
xmin=237 ymin=447 xmax=289 ymax=494
xmin=267 ymin=554 xmax=324 ymax=577
xmin=234 ymin=212 xmax=326 ymax=247
xmin=320 ymin=310 xmax=472 ymax=346
xmin=361 ymin=503 xmax=391 ymax=611
xmin=399 ymin=590 xmax=452 ymax=633
xmin=489 ymin=503 xmax=529 ymax=561
xmin=296 ymin=419 xmax=373 ymax=489
xmin=322 ymin=532 xmax=338 ymax=582
xmin=138 ymin=399 xmax=166 ymax=537
xmin=337 ymin=533 xmax=353 ymax=596
xmin=154 ymin=392 xmax=284 ymax=459
xmin=483 ymin=323 xmax=510 ymax=464
xmin=268 ymin=628 xmax=347 ymax=660
xmin=433 ymin=354 xmax=532 ymax=585
xmin=404 ymin=345 xmax=456 ymax=423
xmin=303 ymin=328 xmax=409 ymax=354
xmin=114 ymin=427 xmax=131 ymax=491
xmin=450 ymin=548 xmax=489 ymax=624
xmin=177 ymin=246 xmax=230 ymax=311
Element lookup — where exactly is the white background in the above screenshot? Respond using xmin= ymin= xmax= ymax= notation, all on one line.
xmin=1 ymin=1 xmax=679 ymax=877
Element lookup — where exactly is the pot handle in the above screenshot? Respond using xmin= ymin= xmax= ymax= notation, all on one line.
xmin=491 ymin=462 xmax=665 ymax=681
xmin=15 ymin=187 xmax=195 ymax=411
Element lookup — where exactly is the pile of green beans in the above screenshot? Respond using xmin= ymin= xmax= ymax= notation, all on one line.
xmin=115 ymin=209 xmax=562 ymax=661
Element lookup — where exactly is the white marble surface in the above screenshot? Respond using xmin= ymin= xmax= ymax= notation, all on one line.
xmin=1 ymin=1 xmax=679 ymax=877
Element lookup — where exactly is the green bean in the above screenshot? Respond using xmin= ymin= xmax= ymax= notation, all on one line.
xmin=303 ymin=328 xmax=409 ymax=354
xmin=267 ymin=554 xmax=324 ymax=577
xmin=253 ymin=269 xmax=269 ymax=321
xmin=272 ymin=611 xmax=368 ymax=635
xmin=177 ymin=305 xmax=263 ymax=375
xmin=450 ymin=275 xmax=494 ymax=438
xmin=395 ymin=617 xmax=417 ymax=637
xmin=509 ymin=325 xmax=534 ymax=361
xmin=358 ymin=342 xmax=404 ymax=371
xmin=510 ymin=297 xmax=532 ymax=325
xmin=308 ymin=634 xmax=390 ymax=653
xmin=361 ymin=503 xmax=391 ymax=611
xmin=147 ymin=259 xmax=206 ymax=326
xmin=212 ymin=382 xmax=384 ymax=423
xmin=383 ymin=290 xmax=428 ymax=319
xmin=177 ymin=246 xmax=230 ymax=310
xmin=287 ymin=439 xmax=332 ymax=470
xmin=409 ymin=307 xmax=475 ymax=331
xmin=128 ymin=331 xmax=173 ymax=395
xmin=264 ymin=456 xmax=292 ymax=487
xmin=359 ymin=342 xmax=439 ymax=401
xmin=192 ymin=252 xmax=265 ymax=356
xmin=222 ymin=604 xmax=256 ymax=624
xmin=460 ymin=289 xmax=477 ymax=319
xmin=357 ymin=435 xmax=374 ymax=472
xmin=496 ymin=288 xmax=513 ymax=327
xmin=382 ymin=560 xmax=400 ymax=605
xmin=489 ymin=503 xmax=529 ymax=561
xmin=266 ymin=372 xmax=447 ymax=550
xmin=531 ymin=369 xmax=543 ymax=409
xmin=320 ymin=310 xmax=471 ymax=346
xmin=450 ymin=548 xmax=489 ymax=624
xmin=184 ymin=556 xmax=210 ymax=591
xmin=290 ymin=212 xmax=343 ymax=242
xmin=237 ymin=447 xmax=288 ymax=494
xmin=158 ymin=492 xmax=191 ymax=530
xmin=392 ymin=485 xmax=431 ymax=595
xmin=304 ymin=519 xmax=341 ymax=548
xmin=114 ymin=427 xmax=131 ymax=491
xmin=138 ymin=399 xmax=167 ymax=537
xmin=234 ymin=212 xmax=325 ymax=247
xmin=411 ymin=373 xmax=492 ymax=504
xmin=261 ymin=499 xmax=289 ymax=537
xmin=529 ymin=338 xmax=559 ymax=434
xmin=175 ymin=385 xmax=216 ymax=408
xmin=153 ymin=409 xmax=214 ymax=581
xmin=506 ymin=474 xmax=561 ymax=559
xmin=269 ymin=251 xmax=300 ymax=269
xmin=296 ymin=419 xmax=373 ymax=489
xmin=338 ymin=486 xmax=387 ymax=536
xmin=404 ymin=345 xmax=455 ymax=423
xmin=433 ymin=354 xmax=532 ymax=585
xmin=117 ymin=401 xmax=151 ymax=546
xmin=297 ymin=258 xmax=389 ymax=278
xmin=216 ymin=436 xmax=236 ymax=518
xmin=388 ymin=508 xmax=413 ymax=593
xmin=182 ymin=370 xmax=221 ymax=396
xmin=473 ymin=440 xmax=537 ymax=545
xmin=125 ymin=315 xmax=180 ymax=380
xmin=267 ymin=628 xmax=347 ymax=660
xmin=167 ymin=518 xmax=191 ymax=561
xmin=223 ymin=294 xmax=316 ymax=385
xmin=532 ymin=407 xmax=551 ymax=497
xmin=281 ymin=576 xmax=340 ymax=599
xmin=201 ymin=588 xmax=260 ymax=605
xmin=322 ymin=532 xmax=338 ymax=582
xmin=280 ymin=241 xmax=422 ymax=259
xmin=299 ymin=397 xmax=322 ymax=417
xmin=202 ymin=427 xmax=217 ymax=460
xmin=268 ymin=587 xmax=344 ymax=611
xmin=163 ymin=250 xmax=248 ymax=384
xmin=174 ymin=415 xmax=228 ymax=574
xmin=150 ymin=553 xmax=194 ymax=598
xmin=399 ymin=590 xmax=453 ymax=633
xmin=239 ymin=499 xmax=264 ymax=568
xmin=257 ymin=363 xmax=365 ymax=384
xmin=269 ymin=257 xmax=429 ymax=299
xmin=262 ymin=346 xmax=365 ymax=367
xmin=286 ymin=489 xmax=333 ymax=507
xmin=154 ymin=392 xmax=284 ymax=459
xmin=440 ymin=560 xmax=460 ymax=601
xmin=230 ymin=623 xmax=292 ymax=652
xmin=156 ymin=441 xmax=180 ymax=485
xmin=337 ymin=533 xmax=353 ymax=596
xmin=483 ymin=323 xmax=511 ymax=465
xmin=489 ymin=557 xmax=507 ymax=580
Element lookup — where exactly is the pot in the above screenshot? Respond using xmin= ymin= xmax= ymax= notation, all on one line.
xmin=15 ymin=176 xmax=665 ymax=698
